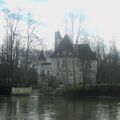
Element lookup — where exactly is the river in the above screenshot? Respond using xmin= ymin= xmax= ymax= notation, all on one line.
xmin=0 ymin=90 xmax=120 ymax=120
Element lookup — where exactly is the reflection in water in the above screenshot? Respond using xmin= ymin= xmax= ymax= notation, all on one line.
xmin=0 ymin=94 xmax=120 ymax=120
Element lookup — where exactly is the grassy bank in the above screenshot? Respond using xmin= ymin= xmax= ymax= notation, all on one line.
xmin=52 ymin=84 xmax=120 ymax=97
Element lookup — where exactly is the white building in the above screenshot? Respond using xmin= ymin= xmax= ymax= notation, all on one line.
xmin=38 ymin=31 xmax=97 ymax=88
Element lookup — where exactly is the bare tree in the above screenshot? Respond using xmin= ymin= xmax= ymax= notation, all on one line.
xmin=0 ymin=9 xmax=42 ymax=87
xmin=0 ymin=9 xmax=22 ymax=85
xmin=64 ymin=12 xmax=86 ymax=44
xmin=109 ymin=36 xmax=119 ymax=64
xmin=25 ymin=13 xmax=42 ymax=71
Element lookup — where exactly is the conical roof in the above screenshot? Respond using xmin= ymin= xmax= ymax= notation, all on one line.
xmin=38 ymin=50 xmax=47 ymax=60
xmin=51 ymin=34 xmax=76 ymax=57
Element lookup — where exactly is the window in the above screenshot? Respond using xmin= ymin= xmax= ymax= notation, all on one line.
xmin=62 ymin=60 xmax=66 ymax=68
xmin=70 ymin=74 xmax=72 ymax=76
xmin=57 ymin=72 xmax=59 ymax=76
xmin=47 ymin=70 xmax=49 ymax=75
xmin=42 ymin=70 xmax=44 ymax=76
xmin=80 ymin=68 xmax=82 ymax=72
xmin=57 ymin=61 xmax=59 ymax=68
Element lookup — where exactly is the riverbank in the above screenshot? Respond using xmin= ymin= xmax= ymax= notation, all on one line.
xmin=1 ymin=84 xmax=120 ymax=97
xmin=0 ymin=85 xmax=11 ymax=95
xmin=43 ymin=84 xmax=120 ymax=97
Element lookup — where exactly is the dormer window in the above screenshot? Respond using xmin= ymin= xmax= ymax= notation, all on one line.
xmin=62 ymin=51 xmax=66 ymax=55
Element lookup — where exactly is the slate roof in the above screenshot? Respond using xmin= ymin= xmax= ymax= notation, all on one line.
xmin=51 ymin=34 xmax=77 ymax=58
xmin=77 ymin=44 xmax=96 ymax=60
xmin=51 ymin=34 xmax=96 ymax=60
xmin=38 ymin=50 xmax=47 ymax=60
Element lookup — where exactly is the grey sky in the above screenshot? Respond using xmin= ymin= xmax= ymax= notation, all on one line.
xmin=0 ymin=0 xmax=120 ymax=49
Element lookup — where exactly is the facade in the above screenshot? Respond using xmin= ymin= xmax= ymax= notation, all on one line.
xmin=37 ymin=50 xmax=51 ymax=88
xmin=38 ymin=31 xmax=97 ymax=88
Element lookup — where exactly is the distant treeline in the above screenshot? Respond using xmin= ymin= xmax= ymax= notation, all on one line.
xmin=0 ymin=47 xmax=52 ymax=87
xmin=95 ymin=37 xmax=120 ymax=84
xmin=0 ymin=9 xmax=51 ymax=87
xmin=0 ymin=49 xmax=39 ymax=87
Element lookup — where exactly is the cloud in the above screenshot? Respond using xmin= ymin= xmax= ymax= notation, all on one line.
xmin=0 ymin=0 xmax=120 ymax=49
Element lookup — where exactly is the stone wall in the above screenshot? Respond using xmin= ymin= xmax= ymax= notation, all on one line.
xmin=51 ymin=57 xmax=83 ymax=87
xmin=89 ymin=60 xmax=97 ymax=85
xmin=37 ymin=57 xmax=97 ymax=88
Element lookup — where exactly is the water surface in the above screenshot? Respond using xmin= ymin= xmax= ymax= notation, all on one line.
xmin=0 ymin=91 xmax=120 ymax=120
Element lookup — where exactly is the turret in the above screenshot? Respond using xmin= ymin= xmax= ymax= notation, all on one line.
xmin=38 ymin=50 xmax=47 ymax=62
xmin=55 ymin=31 xmax=62 ymax=50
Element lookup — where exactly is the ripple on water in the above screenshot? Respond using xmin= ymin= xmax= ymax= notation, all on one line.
xmin=0 ymin=95 xmax=120 ymax=120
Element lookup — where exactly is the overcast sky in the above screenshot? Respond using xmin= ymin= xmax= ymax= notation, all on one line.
xmin=0 ymin=0 xmax=120 ymax=49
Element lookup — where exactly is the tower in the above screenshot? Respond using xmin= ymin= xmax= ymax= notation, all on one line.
xmin=55 ymin=31 xmax=62 ymax=50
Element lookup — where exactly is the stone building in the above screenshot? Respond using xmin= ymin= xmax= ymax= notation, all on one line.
xmin=50 ymin=31 xmax=97 ymax=87
xmin=37 ymin=50 xmax=51 ymax=88
xmin=38 ymin=31 xmax=97 ymax=88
